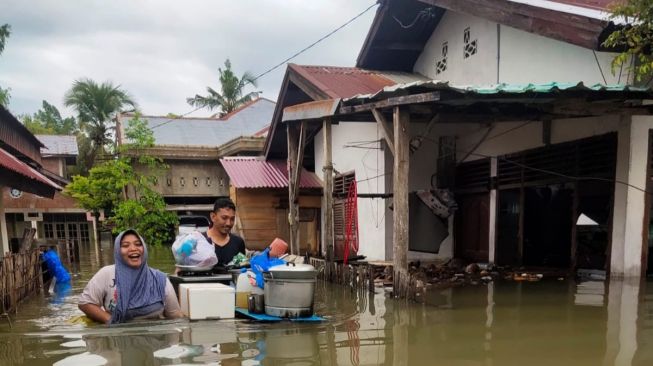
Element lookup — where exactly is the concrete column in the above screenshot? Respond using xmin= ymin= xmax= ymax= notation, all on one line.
xmin=488 ymin=157 xmax=498 ymax=264
xmin=604 ymin=278 xmax=640 ymax=365
xmin=0 ymin=192 xmax=8 ymax=254
xmin=610 ymin=115 xmax=653 ymax=278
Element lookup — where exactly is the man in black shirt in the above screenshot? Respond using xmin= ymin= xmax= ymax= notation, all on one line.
xmin=205 ymin=198 xmax=246 ymax=267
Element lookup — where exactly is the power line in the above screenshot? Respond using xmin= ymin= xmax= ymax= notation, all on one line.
xmin=149 ymin=2 xmax=379 ymax=131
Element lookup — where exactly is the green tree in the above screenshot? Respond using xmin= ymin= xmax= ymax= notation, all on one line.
xmin=65 ymin=114 xmax=177 ymax=246
xmin=64 ymin=78 xmax=136 ymax=171
xmin=186 ymin=59 xmax=259 ymax=117
xmin=603 ymin=0 xmax=653 ymax=82
xmin=22 ymin=100 xmax=78 ymax=135
xmin=0 ymin=24 xmax=11 ymax=107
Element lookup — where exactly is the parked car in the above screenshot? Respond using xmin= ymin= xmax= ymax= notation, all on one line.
xmin=177 ymin=215 xmax=211 ymax=237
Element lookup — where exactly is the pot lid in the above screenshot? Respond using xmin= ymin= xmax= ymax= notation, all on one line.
xmin=269 ymin=262 xmax=316 ymax=272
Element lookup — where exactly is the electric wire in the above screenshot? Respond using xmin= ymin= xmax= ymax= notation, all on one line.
xmin=149 ymin=2 xmax=378 ymax=131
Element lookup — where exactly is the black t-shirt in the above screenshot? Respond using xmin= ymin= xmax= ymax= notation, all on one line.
xmin=204 ymin=233 xmax=246 ymax=266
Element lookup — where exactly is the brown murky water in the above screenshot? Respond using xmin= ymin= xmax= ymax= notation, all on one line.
xmin=0 ymin=241 xmax=652 ymax=365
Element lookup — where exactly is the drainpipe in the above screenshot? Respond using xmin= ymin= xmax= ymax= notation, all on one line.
xmin=496 ymin=24 xmax=501 ymax=84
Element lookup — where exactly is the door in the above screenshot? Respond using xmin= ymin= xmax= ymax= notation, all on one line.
xmin=454 ymin=193 xmax=489 ymax=262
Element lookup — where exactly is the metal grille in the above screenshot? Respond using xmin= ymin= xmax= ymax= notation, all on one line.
xmin=455 ymin=158 xmax=491 ymax=193
xmin=333 ymin=172 xmax=356 ymax=198
xmin=497 ymin=133 xmax=617 ymax=187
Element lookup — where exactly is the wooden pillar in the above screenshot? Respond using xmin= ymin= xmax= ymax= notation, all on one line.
xmin=322 ymin=119 xmax=335 ymax=269
xmin=0 ymin=192 xmax=9 ymax=255
xmin=287 ymin=121 xmax=306 ymax=255
xmin=392 ymin=106 xmax=410 ymax=298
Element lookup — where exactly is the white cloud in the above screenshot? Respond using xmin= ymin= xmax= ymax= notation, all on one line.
xmin=0 ymin=0 xmax=377 ymax=117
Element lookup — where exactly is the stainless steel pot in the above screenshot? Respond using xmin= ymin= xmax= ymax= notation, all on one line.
xmin=267 ymin=262 xmax=317 ymax=280
xmin=263 ymin=264 xmax=316 ymax=318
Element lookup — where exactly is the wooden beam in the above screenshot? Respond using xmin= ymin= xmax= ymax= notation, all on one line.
xmin=287 ymin=123 xmax=300 ymax=255
xmin=372 ymin=108 xmax=395 ymax=156
xmin=322 ymin=119 xmax=335 ymax=269
xmin=392 ymin=106 xmax=410 ymax=298
xmin=372 ymin=42 xmax=424 ymax=52
xmin=340 ymin=91 xmax=440 ymax=115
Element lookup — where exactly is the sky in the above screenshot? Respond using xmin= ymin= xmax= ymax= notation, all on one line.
xmin=0 ymin=0 xmax=378 ymax=118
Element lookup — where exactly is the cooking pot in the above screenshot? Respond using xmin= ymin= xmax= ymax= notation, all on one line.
xmin=263 ymin=262 xmax=316 ymax=318
xmin=267 ymin=262 xmax=317 ymax=280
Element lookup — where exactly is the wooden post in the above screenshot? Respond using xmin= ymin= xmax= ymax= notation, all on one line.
xmin=392 ymin=106 xmax=410 ymax=298
xmin=323 ymin=119 xmax=335 ymax=276
xmin=287 ymin=121 xmax=307 ymax=255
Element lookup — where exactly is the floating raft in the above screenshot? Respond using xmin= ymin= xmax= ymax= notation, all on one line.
xmin=235 ymin=308 xmax=325 ymax=322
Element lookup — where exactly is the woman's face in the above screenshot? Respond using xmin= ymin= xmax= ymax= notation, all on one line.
xmin=120 ymin=233 xmax=144 ymax=268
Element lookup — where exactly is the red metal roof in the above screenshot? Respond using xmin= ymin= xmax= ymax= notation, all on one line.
xmin=289 ymin=64 xmax=397 ymax=99
xmin=0 ymin=147 xmax=61 ymax=197
xmin=220 ymin=157 xmax=322 ymax=189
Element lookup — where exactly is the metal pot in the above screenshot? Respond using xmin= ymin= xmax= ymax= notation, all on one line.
xmin=263 ymin=270 xmax=315 ymax=318
xmin=267 ymin=262 xmax=317 ymax=280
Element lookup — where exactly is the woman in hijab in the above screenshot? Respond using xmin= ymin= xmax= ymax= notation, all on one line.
xmin=79 ymin=229 xmax=182 ymax=324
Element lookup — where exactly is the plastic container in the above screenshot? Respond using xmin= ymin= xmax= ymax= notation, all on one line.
xmin=179 ymin=283 xmax=235 ymax=320
xmin=235 ymin=269 xmax=255 ymax=309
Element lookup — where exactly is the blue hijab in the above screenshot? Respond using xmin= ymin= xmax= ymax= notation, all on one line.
xmin=111 ymin=229 xmax=167 ymax=324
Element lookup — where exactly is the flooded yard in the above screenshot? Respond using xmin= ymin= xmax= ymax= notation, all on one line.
xmin=1 ymin=242 xmax=652 ymax=365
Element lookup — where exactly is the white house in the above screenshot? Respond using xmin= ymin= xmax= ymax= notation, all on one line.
xmin=266 ymin=0 xmax=653 ymax=279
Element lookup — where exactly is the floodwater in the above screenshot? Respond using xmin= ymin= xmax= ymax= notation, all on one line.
xmin=1 ymin=242 xmax=653 ymax=365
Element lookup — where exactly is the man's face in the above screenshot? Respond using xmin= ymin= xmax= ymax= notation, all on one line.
xmin=210 ymin=207 xmax=236 ymax=235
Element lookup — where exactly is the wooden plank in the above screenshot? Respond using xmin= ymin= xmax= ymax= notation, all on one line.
xmin=372 ymin=108 xmax=395 ymax=156
xmin=392 ymin=106 xmax=410 ymax=297
xmin=287 ymin=123 xmax=300 ymax=255
xmin=323 ymin=119 xmax=335 ymax=265
xmin=340 ymin=91 xmax=440 ymax=114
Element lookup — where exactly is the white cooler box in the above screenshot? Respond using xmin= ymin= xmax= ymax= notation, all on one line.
xmin=179 ymin=283 xmax=235 ymax=320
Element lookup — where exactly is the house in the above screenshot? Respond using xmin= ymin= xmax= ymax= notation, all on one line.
xmin=220 ymin=156 xmax=322 ymax=252
xmin=116 ymin=97 xmax=275 ymax=222
xmin=0 ymin=106 xmax=62 ymax=254
xmin=265 ymin=0 xmax=653 ymax=279
xmin=1 ymin=134 xmax=95 ymax=251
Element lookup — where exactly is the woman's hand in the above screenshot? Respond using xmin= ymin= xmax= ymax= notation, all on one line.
xmin=78 ymin=303 xmax=111 ymax=324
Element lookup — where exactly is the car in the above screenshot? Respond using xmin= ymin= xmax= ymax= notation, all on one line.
xmin=177 ymin=215 xmax=211 ymax=237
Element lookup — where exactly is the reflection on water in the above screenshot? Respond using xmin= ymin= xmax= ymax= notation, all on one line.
xmin=3 ymin=242 xmax=653 ymax=365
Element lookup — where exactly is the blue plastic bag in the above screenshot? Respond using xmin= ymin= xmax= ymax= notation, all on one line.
xmin=249 ymin=248 xmax=285 ymax=288
xmin=42 ymin=250 xmax=71 ymax=283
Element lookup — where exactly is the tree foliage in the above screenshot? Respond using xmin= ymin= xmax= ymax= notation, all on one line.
xmin=64 ymin=78 xmax=136 ymax=172
xmin=186 ymin=59 xmax=259 ymax=117
xmin=64 ymin=114 xmax=177 ymax=246
xmin=604 ymin=0 xmax=653 ymax=82
xmin=21 ymin=100 xmax=78 ymax=135
xmin=0 ymin=24 xmax=11 ymax=107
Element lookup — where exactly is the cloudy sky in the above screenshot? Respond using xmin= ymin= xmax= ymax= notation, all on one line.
xmin=1 ymin=0 xmax=377 ymax=118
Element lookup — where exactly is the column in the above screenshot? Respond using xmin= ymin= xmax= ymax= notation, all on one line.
xmin=0 ymin=192 xmax=8 ymax=254
xmin=611 ymin=115 xmax=653 ymax=278
xmin=488 ymin=157 xmax=497 ymax=263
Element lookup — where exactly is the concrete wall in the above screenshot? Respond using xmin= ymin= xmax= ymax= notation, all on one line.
xmin=315 ymin=122 xmax=388 ymax=261
xmin=414 ymin=12 xmax=626 ymax=86
xmin=139 ymin=159 xmax=230 ymax=197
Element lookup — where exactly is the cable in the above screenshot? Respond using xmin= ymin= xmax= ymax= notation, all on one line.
xmin=593 ymin=50 xmax=608 ymax=84
xmin=149 ymin=2 xmax=379 ymax=131
xmin=392 ymin=7 xmax=436 ymax=29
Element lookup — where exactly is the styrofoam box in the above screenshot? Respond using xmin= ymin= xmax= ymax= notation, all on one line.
xmin=179 ymin=283 xmax=235 ymax=320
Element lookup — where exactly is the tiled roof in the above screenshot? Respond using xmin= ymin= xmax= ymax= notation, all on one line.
xmin=120 ymin=98 xmax=275 ymax=147
xmin=220 ymin=156 xmax=322 ymax=189
xmin=289 ymin=64 xmax=425 ymax=99
xmin=36 ymin=135 xmax=78 ymax=156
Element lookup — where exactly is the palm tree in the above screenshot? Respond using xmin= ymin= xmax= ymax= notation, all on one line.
xmin=64 ymin=78 xmax=136 ymax=171
xmin=0 ymin=24 xmax=10 ymax=56
xmin=187 ymin=59 xmax=259 ymax=117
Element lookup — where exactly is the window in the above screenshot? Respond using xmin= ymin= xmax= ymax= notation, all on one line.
xmin=463 ymin=27 xmax=478 ymax=59
xmin=44 ymin=223 xmax=54 ymax=239
xmin=436 ymin=42 xmax=448 ymax=75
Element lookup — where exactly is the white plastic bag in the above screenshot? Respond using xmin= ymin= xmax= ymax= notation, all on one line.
xmin=171 ymin=231 xmax=218 ymax=267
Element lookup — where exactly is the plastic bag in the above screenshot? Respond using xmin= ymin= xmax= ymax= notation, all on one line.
xmin=171 ymin=231 xmax=218 ymax=267
xmin=249 ymin=248 xmax=285 ymax=288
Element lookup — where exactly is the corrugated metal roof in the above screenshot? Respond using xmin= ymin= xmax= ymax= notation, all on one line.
xmin=282 ymin=99 xmax=341 ymax=123
xmin=548 ymin=0 xmax=615 ymax=12
xmin=0 ymin=146 xmax=62 ymax=194
xmin=121 ymin=98 xmax=275 ymax=147
xmin=511 ymin=0 xmax=621 ymax=22
xmin=36 ymin=135 xmax=78 ymax=156
xmin=220 ymin=157 xmax=322 ymax=189
xmin=289 ymin=64 xmax=424 ymax=99
xmin=346 ymin=81 xmax=652 ymax=102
